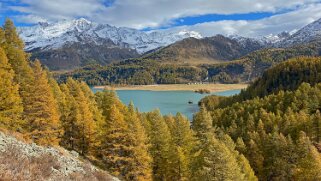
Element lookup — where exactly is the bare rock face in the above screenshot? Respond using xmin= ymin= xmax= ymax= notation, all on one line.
xmin=0 ymin=131 xmax=119 ymax=181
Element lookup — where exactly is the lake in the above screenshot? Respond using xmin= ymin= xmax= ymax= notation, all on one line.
xmin=91 ymin=88 xmax=240 ymax=120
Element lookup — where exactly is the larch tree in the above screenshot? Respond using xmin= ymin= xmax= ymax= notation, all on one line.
xmin=124 ymin=102 xmax=152 ymax=181
xmin=80 ymin=81 xmax=103 ymax=127
xmin=0 ymin=47 xmax=23 ymax=130
xmin=293 ymin=132 xmax=321 ymax=180
xmin=169 ymin=113 xmax=196 ymax=181
xmin=65 ymin=78 xmax=97 ymax=155
xmin=25 ymin=60 xmax=60 ymax=145
xmin=192 ymin=105 xmax=213 ymax=144
xmin=192 ymin=106 xmax=246 ymax=181
xmin=146 ymin=110 xmax=174 ymax=181
xmin=97 ymin=104 xmax=132 ymax=178
xmin=59 ymin=84 xmax=80 ymax=151
xmin=2 ymin=19 xmax=35 ymax=134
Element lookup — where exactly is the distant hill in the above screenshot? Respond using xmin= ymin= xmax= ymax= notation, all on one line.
xmin=142 ymin=35 xmax=263 ymax=64
xmin=204 ymin=40 xmax=321 ymax=84
xmin=58 ymin=41 xmax=321 ymax=85
xmin=31 ymin=41 xmax=139 ymax=70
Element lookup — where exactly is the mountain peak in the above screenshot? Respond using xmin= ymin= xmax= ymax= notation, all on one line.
xmin=72 ymin=18 xmax=93 ymax=31
xmin=177 ymin=30 xmax=203 ymax=39
xmin=19 ymin=19 xmax=203 ymax=53
xmin=278 ymin=18 xmax=321 ymax=47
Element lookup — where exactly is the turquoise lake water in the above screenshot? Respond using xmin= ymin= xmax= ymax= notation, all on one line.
xmin=91 ymin=88 xmax=240 ymax=120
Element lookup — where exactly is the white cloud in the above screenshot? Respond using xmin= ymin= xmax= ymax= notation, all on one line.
xmin=6 ymin=0 xmax=321 ymax=36
xmin=167 ymin=3 xmax=321 ymax=37
xmin=92 ymin=0 xmax=321 ymax=29
xmin=14 ymin=14 xmax=47 ymax=24
xmin=10 ymin=0 xmax=105 ymax=21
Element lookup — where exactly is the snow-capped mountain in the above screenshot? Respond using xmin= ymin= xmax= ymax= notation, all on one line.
xmin=18 ymin=18 xmax=202 ymax=54
xmin=278 ymin=18 xmax=321 ymax=47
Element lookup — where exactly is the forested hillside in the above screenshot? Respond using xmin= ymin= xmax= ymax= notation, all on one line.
xmin=0 ymin=19 xmax=257 ymax=180
xmin=197 ymin=56 xmax=321 ymax=180
xmin=57 ymin=40 xmax=321 ymax=85
xmin=201 ymin=56 xmax=321 ymax=110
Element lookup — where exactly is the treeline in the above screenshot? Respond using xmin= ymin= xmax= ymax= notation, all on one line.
xmin=0 ymin=19 xmax=257 ymax=180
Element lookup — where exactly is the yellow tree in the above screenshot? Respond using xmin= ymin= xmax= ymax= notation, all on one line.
xmin=171 ymin=113 xmax=196 ymax=181
xmin=146 ymin=110 xmax=174 ymax=181
xmin=97 ymin=104 xmax=132 ymax=177
xmin=80 ymin=81 xmax=103 ymax=126
xmin=0 ymin=47 xmax=23 ymax=130
xmin=59 ymin=84 xmax=80 ymax=151
xmin=2 ymin=19 xmax=35 ymax=134
xmin=65 ymin=78 xmax=97 ymax=155
xmin=125 ymin=102 xmax=152 ymax=180
xmin=25 ymin=60 xmax=60 ymax=145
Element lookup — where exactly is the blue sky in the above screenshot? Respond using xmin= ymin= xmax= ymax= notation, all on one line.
xmin=1 ymin=0 xmax=321 ymax=37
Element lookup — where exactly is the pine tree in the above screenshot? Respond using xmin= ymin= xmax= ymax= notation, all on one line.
xmin=24 ymin=60 xmax=60 ymax=145
xmin=0 ymin=47 xmax=23 ymax=130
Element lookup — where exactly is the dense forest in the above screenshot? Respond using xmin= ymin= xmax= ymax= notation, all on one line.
xmin=56 ymin=59 xmax=208 ymax=85
xmin=56 ymin=40 xmax=321 ymax=86
xmin=2 ymin=19 xmax=321 ymax=180
xmin=0 ymin=19 xmax=257 ymax=180
xmin=201 ymin=57 xmax=321 ymax=110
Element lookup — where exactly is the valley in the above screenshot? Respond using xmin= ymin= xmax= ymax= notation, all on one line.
xmin=1 ymin=1 xmax=321 ymax=180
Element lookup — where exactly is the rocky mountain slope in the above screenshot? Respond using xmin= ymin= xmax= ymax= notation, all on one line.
xmin=0 ymin=131 xmax=118 ymax=181
xmin=18 ymin=18 xmax=202 ymax=53
xmin=278 ymin=18 xmax=321 ymax=47
xmin=18 ymin=18 xmax=202 ymax=70
xmin=142 ymin=35 xmax=264 ymax=64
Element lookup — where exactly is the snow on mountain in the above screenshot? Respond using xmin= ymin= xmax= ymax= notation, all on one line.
xmin=229 ymin=31 xmax=291 ymax=48
xmin=262 ymin=31 xmax=291 ymax=44
xmin=18 ymin=18 xmax=202 ymax=54
xmin=278 ymin=18 xmax=321 ymax=47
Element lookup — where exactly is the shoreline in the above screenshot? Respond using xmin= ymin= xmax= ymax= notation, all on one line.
xmin=93 ymin=83 xmax=248 ymax=93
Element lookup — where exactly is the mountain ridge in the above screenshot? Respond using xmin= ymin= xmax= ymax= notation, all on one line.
xmin=18 ymin=17 xmax=321 ymax=70
xmin=18 ymin=18 xmax=203 ymax=54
